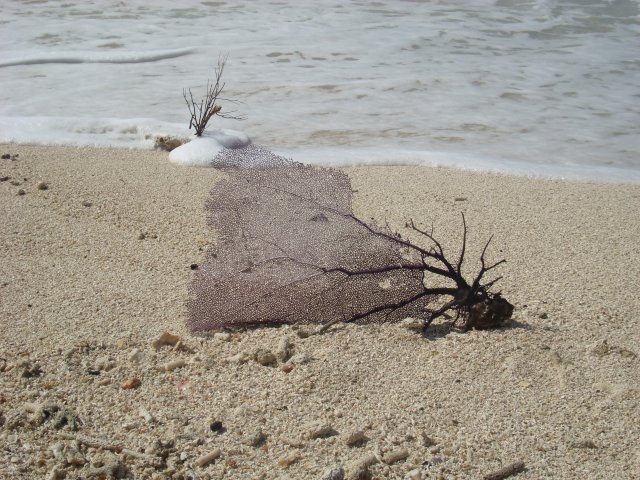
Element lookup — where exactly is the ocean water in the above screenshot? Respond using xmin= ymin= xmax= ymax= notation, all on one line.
xmin=1 ymin=0 xmax=639 ymax=182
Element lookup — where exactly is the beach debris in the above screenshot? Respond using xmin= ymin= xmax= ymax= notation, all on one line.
xmin=164 ymin=359 xmax=186 ymax=372
xmin=121 ymin=377 xmax=142 ymax=390
xmin=570 ymin=439 xmax=598 ymax=449
xmin=406 ymin=469 xmax=424 ymax=480
xmin=382 ymin=447 xmax=409 ymax=465
xmin=228 ymin=351 xmax=249 ymax=364
xmin=342 ymin=429 xmax=367 ymax=447
xmin=400 ymin=317 xmax=424 ymax=332
xmin=127 ymin=348 xmax=143 ymax=363
xmin=17 ymin=188 xmax=25 ymax=195
xmin=345 ymin=453 xmax=378 ymax=480
xmin=252 ymin=348 xmax=277 ymax=367
xmin=242 ymin=429 xmax=267 ymax=447
xmin=0 ymin=176 xmax=9 ymax=181
xmin=280 ymin=363 xmax=294 ymax=373
xmin=138 ymin=406 xmax=155 ymax=423
xmin=482 ymin=460 xmax=526 ymax=480
xmin=58 ymin=432 xmax=163 ymax=467
xmin=1 ymin=153 xmax=10 ymax=159
xmin=154 ymin=135 xmax=186 ymax=151
xmin=276 ymin=335 xmax=293 ymax=362
xmin=278 ymin=451 xmax=301 ymax=468
xmin=17 ymin=359 xmax=43 ymax=378
xmin=214 ymin=332 xmax=231 ymax=342
xmin=182 ymin=55 xmax=245 ymax=137
xmin=152 ymin=331 xmax=181 ymax=350
xmin=81 ymin=200 xmax=92 ymax=207
xmin=136 ymin=232 xmax=146 ymax=240
xmin=195 ymin=448 xmax=222 ymax=467
xmin=45 ymin=465 xmax=66 ymax=480
xmin=321 ymin=466 xmax=345 ymax=480
xmin=209 ymin=420 xmax=225 ymax=433
xmin=187 ymin=147 xmax=511 ymax=333
xmin=36 ymin=181 xmax=48 ymax=190
xmin=303 ymin=421 xmax=336 ymax=440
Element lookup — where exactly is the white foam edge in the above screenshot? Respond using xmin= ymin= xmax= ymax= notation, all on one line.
xmin=168 ymin=130 xmax=251 ymax=167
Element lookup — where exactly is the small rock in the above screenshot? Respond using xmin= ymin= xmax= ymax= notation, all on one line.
xmin=190 ymin=263 xmax=199 ymax=270
xmin=121 ymin=378 xmax=142 ymax=390
xmin=228 ymin=352 xmax=249 ymax=364
xmin=253 ymin=348 xmax=277 ymax=366
xmin=214 ymin=332 xmax=231 ymax=342
xmin=303 ymin=421 xmax=336 ymax=440
xmin=17 ymin=189 xmax=25 ymax=196
xmin=94 ymin=355 xmax=116 ymax=372
xmin=64 ymin=444 xmax=86 ymax=466
xmin=276 ymin=335 xmax=293 ymax=362
xmin=242 ymin=429 xmax=267 ymax=447
xmin=406 ymin=468 xmax=424 ymax=480
xmin=50 ymin=443 xmax=65 ymax=461
xmin=342 ymin=429 xmax=367 ymax=447
xmin=382 ymin=448 xmax=409 ymax=465
xmin=454 ymin=197 xmax=468 ymax=202
xmin=127 ymin=348 xmax=143 ymax=363
xmin=139 ymin=406 xmax=155 ymax=423
xmin=46 ymin=466 xmax=67 ymax=480
xmin=164 ymin=359 xmax=186 ymax=372
xmin=0 ymin=176 xmax=9 ymax=182
xmin=420 ymin=432 xmax=436 ymax=447
xmin=400 ymin=317 xmax=423 ymax=332
xmin=36 ymin=181 xmax=48 ymax=190
xmin=287 ymin=353 xmax=312 ymax=365
xmin=570 ymin=440 xmax=598 ymax=449
xmin=280 ymin=363 xmax=294 ymax=373
xmin=81 ymin=200 xmax=92 ymax=207
xmin=152 ymin=331 xmax=181 ymax=350
xmin=209 ymin=420 xmax=225 ymax=433
xmin=346 ymin=453 xmax=378 ymax=480
xmin=1 ymin=153 xmax=10 ymax=159
xmin=321 ymin=466 xmax=345 ymax=480
xmin=136 ymin=232 xmax=146 ymax=240
xmin=195 ymin=448 xmax=221 ymax=467
xmin=278 ymin=451 xmax=301 ymax=468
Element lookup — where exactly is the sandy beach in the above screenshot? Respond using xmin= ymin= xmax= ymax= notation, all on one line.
xmin=1 ymin=144 xmax=638 ymax=479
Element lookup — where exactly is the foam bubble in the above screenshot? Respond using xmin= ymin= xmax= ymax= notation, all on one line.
xmin=168 ymin=130 xmax=250 ymax=167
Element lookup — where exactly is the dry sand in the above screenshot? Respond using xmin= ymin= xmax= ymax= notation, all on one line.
xmin=0 ymin=144 xmax=638 ymax=479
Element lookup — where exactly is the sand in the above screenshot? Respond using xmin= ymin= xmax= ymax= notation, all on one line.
xmin=0 ymin=144 xmax=638 ymax=480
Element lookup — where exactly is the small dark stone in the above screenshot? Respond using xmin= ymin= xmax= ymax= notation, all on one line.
xmin=1 ymin=154 xmax=10 ymax=159
xmin=310 ymin=212 xmax=329 ymax=222
xmin=190 ymin=264 xmax=199 ymax=270
xmin=17 ymin=189 xmax=25 ymax=196
xmin=87 ymin=369 xmax=101 ymax=376
xmin=0 ymin=176 xmax=9 ymax=182
xmin=210 ymin=421 xmax=224 ymax=433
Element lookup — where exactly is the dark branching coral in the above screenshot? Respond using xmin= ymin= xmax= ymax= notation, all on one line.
xmin=183 ymin=56 xmax=245 ymax=136
xmin=187 ymin=145 xmax=512 ymax=332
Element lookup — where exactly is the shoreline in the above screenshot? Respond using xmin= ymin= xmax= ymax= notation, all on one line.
xmin=1 ymin=144 xmax=639 ymax=479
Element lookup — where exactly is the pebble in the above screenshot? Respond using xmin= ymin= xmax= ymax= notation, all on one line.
xmin=287 ymin=353 xmax=312 ymax=365
xmin=382 ymin=447 xmax=409 ymax=465
xmin=342 ymin=429 xmax=367 ymax=447
xmin=36 ymin=181 xmax=48 ymax=190
xmin=345 ymin=453 xmax=378 ymax=480
xmin=195 ymin=448 xmax=221 ymax=467
xmin=276 ymin=335 xmax=293 ymax=362
xmin=81 ymin=200 xmax=92 ymax=207
xmin=253 ymin=348 xmax=277 ymax=366
xmin=214 ymin=332 xmax=231 ymax=342
xmin=278 ymin=451 xmax=301 ymax=468
xmin=303 ymin=421 xmax=336 ymax=440
xmin=164 ymin=359 xmax=186 ymax=372
xmin=242 ymin=429 xmax=267 ymax=447
xmin=139 ymin=406 xmax=155 ymax=423
xmin=400 ymin=317 xmax=424 ymax=332
xmin=152 ymin=331 xmax=181 ymax=350
xmin=137 ymin=232 xmax=146 ymax=240
xmin=0 ymin=176 xmax=9 ymax=182
xmin=121 ymin=378 xmax=142 ymax=390
xmin=128 ymin=348 xmax=143 ymax=363
xmin=17 ymin=189 xmax=25 ymax=196
xmin=46 ymin=466 xmax=66 ymax=480
xmin=228 ymin=352 xmax=249 ymax=364
xmin=321 ymin=466 xmax=345 ymax=480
